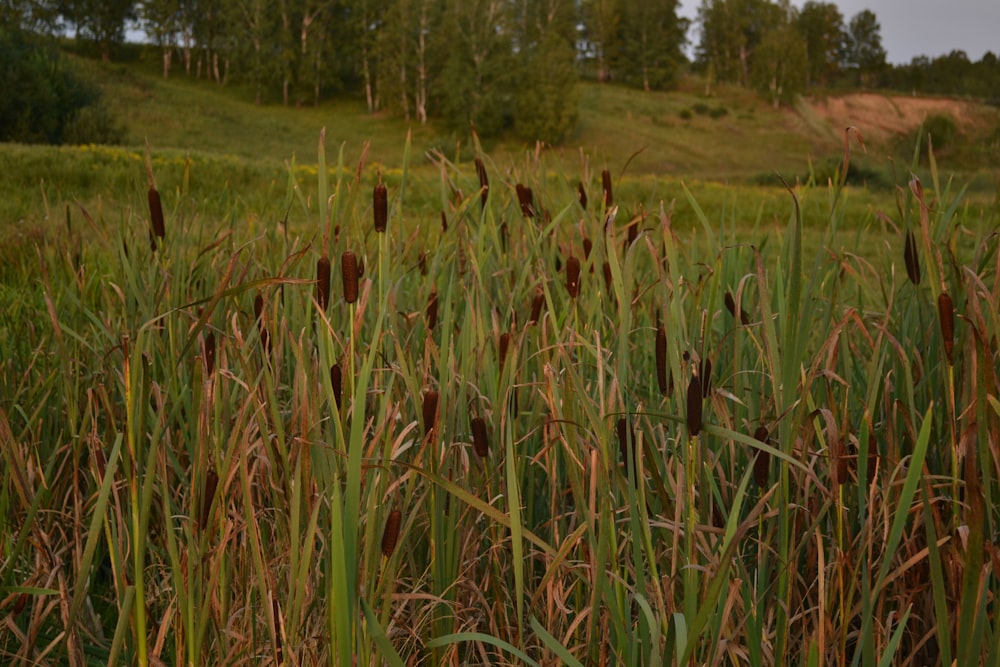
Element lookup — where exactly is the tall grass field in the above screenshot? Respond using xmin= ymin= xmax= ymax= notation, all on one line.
xmin=1 ymin=125 xmax=999 ymax=666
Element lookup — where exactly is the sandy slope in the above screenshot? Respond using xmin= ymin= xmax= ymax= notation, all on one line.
xmin=807 ymin=93 xmax=985 ymax=142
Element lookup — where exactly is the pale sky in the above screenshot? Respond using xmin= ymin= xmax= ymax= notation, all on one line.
xmin=678 ymin=0 xmax=1000 ymax=64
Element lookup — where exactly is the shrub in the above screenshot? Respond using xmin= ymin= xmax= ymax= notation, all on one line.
xmin=678 ymin=108 xmax=693 ymax=120
xmin=692 ymin=101 xmax=711 ymax=115
xmin=709 ymin=105 xmax=729 ymax=119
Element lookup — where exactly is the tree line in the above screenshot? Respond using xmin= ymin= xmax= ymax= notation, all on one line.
xmin=3 ymin=0 xmax=999 ymax=145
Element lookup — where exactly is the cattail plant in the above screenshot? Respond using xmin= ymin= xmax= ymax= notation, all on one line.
xmin=700 ymin=357 xmax=712 ymax=398
xmin=686 ymin=374 xmax=703 ymax=437
xmin=330 ymin=363 xmax=343 ymax=410
xmin=381 ymin=508 xmax=401 ymax=557
xmin=145 ymin=144 xmax=165 ymax=250
xmin=725 ymin=291 xmax=750 ymax=325
xmin=515 ymin=183 xmax=535 ymax=218
xmin=476 ymin=158 xmax=489 ymax=210
xmin=500 ymin=220 xmax=509 ymax=252
xmin=529 ymin=287 xmax=545 ymax=325
xmin=904 ymin=229 xmax=921 ymax=285
xmin=373 ymin=180 xmax=388 ymax=233
xmin=566 ymin=255 xmax=581 ymax=299
xmin=582 ymin=237 xmax=593 ymax=262
xmin=578 ymin=182 xmax=588 ymax=210
xmin=422 ymin=390 xmax=439 ymax=438
xmin=617 ymin=417 xmax=637 ymax=479
xmin=342 ymin=251 xmax=359 ymax=305
xmin=832 ymin=438 xmax=849 ymax=487
xmin=471 ymin=416 xmax=489 ymax=459
xmin=200 ymin=467 xmax=218 ymax=527
xmin=601 ymin=169 xmax=613 ymax=208
xmin=316 ymin=254 xmax=331 ymax=311
xmin=253 ymin=292 xmax=270 ymax=354
xmin=440 ymin=211 xmax=448 ymax=233
xmin=602 ymin=262 xmax=612 ymax=292
xmin=753 ymin=426 xmax=770 ymax=487
xmin=938 ymin=291 xmax=955 ymax=366
xmin=426 ymin=291 xmax=438 ymax=330
xmin=418 ymin=251 xmax=428 ymax=276
xmin=203 ymin=332 xmax=216 ymax=377
xmin=499 ymin=332 xmax=511 ymax=372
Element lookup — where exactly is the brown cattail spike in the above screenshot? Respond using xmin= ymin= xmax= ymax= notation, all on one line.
xmin=381 ymin=508 xmax=401 ymax=557
xmin=617 ymin=417 xmax=637 ymax=480
xmin=686 ymin=374 xmax=703 ymax=437
xmin=330 ymin=364 xmax=343 ymax=409
xmin=499 ymin=332 xmax=511 ymax=372
xmin=426 ymin=291 xmax=438 ymax=330
xmin=529 ymin=287 xmax=545 ymax=324
xmin=752 ymin=426 xmax=770 ymax=487
xmin=342 ymin=251 xmax=359 ymax=305
xmin=938 ymin=292 xmax=955 ymax=366
xmin=578 ymin=182 xmax=588 ymax=210
xmin=904 ymin=230 xmax=921 ymax=285
xmin=700 ymin=357 xmax=712 ymax=398
xmin=601 ymin=169 xmax=613 ymax=208
xmin=440 ymin=211 xmax=448 ymax=233
xmin=373 ymin=181 xmax=388 ymax=233
xmin=582 ymin=237 xmax=593 ymax=261
xmin=476 ymin=158 xmax=489 ymax=210
xmin=602 ymin=262 xmax=612 ymax=292
xmin=422 ymin=390 xmax=439 ymax=438
xmin=148 ymin=187 xmax=165 ymax=245
xmin=316 ymin=254 xmax=331 ymax=311
xmin=204 ymin=332 xmax=216 ymax=377
xmin=200 ymin=467 xmax=218 ymax=527
xmin=833 ymin=439 xmax=849 ymax=486
xmin=566 ymin=255 xmax=581 ymax=299
xmin=515 ymin=184 xmax=535 ymax=218
xmin=418 ymin=251 xmax=428 ymax=276
xmin=655 ymin=324 xmax=668 ymax=396
xmin=471 ymin=416 xmax=489 ymax=459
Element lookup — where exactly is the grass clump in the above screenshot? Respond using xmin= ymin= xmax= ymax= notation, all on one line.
xmin=0 ymin=131 xmax=998 ymax=666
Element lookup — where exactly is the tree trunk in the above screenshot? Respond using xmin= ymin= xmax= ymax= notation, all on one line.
xmin=163 ymin=49 xmax=171 ymax=78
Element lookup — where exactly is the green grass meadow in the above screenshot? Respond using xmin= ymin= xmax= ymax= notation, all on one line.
xmin=2 ymin=58 xmax=1000 ymax=666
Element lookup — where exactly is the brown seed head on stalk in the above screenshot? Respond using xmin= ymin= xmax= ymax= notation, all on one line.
xmin=578 ymin=182 xmax=588 ymax=210
xmin=832 ymin=439 xmax=849 ymax=486
xmin=316 ymin=254 xmax=331 ymax=311
xmin=529 ymin=287 xmax=545 ymax=324
xmin=476 ymin=158 xmax=489 ymax=209
xmin=752 ymin=426 xmax=770 ymax=487
xmin=582 ymin=237 xmax=593 ymax=261
xmin=422 ymin=390 xmax=439 ymax=438
xmin=602 ymin=262 xmax=612 ymax=292
xmin=601 ymin=169 xmax=613 ymax=208
xmin=866 ymin=432 xmax=878 ymax=485
xmin=200 ymin=467 xmax=218 ymax=527
xmin=499 ymin=332 xmax=512 ymax=372
xmin=418 ymin=250 xmax=428 ymax=276
xmin=203 ymin=332 xmax=216 ymax=377
xmin=686 ymin=374 xmax=703 ymax=437
xmin=515 ymin=183 xmax=535 ymax=218
xmin=341 ymin=251 xmax=359 ymax=305
xmin=700 ymin=357 xmax=712 ymax=398
xmin=938 ymin=291 xmax=955 ymax=365
xmin=471 ymin=416 xmax=489 ymax=459
xmin=617 ymin=417 xmax=637 ymax=480
xmin=148 ymin=186 xmax=165 ymax=246
xmin=373 ymin=181 xmax=388 ymax=233
xmin=426 ymin=290 xmax=438 ymax=330
xmin=566 ymin=255 xmax=581 ymax=298
xmin=440 ymin=211 xmax=448 ymax=233
xmin=381 ymin=508 xmax=401 ymax=557
xmin=655 ymin=323 xmax=669 ymax=396
xmin=330 ymin=363 xmax=343 ymax=409
xmin=904 ymin=229 xmax=921 ymax=285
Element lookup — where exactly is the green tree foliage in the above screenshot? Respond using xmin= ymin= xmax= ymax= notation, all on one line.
xmin=60 ymin=0 xmax=136 ymax=60
xmin=844 ymin=8 xmax=886 ymax=87
xmin=613 ymin=0 xmax=687 ymax=91
xmin=0 ymin=24 xmax=121 ymax=143
xmin=579 ymin=0 xmax=619 ymax=82
xmin=696 ymin=0 xmax=782 ymax=87
xmin=751 ymin=19 xmax=807 ymax=106
xmin=796 ymin=0 xmax=843 ymax=87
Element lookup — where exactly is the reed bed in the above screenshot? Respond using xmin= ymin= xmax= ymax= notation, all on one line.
xmin=0 ymin=131 xmax=998 ymax=666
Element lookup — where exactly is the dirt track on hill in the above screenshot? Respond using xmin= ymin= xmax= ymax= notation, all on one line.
xmin=808 ymin=93 xmax=982 ymax=142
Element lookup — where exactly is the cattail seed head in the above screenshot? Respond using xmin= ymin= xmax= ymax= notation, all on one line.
xmin=832 ymin=439 xmax=849 ymax=486
xmin=381 ymin=508 xmax=401 ymax=557
xmin=148 ymin=186 xmax=165 ymax=244
xmin=655 ymin=324 xmax=669 ymax=396
xmin=330 ymin=363 xmax=343 ymax=409
xmin=203 ymin=332 xmax=216 ymax=377
xmin=700 ymin=357 xmax=712 ymax=398
xmin=418 ymin=250 xmax=428 ymax=276
xmin=471 ymin=416 xmax=489 ymax=459
xmin=422 ymin=390 xmax=439 ymax=438
xmin=500 ymin=220 xmax=509 ymax=252
xmin=341 ymin=251 xmax=359 ymax=305
xmin=578 ymin=181 xmax=588 ymax=210
xmin=426 ymin=291 xmax=438 ymax=330
xmin=866 ymin=432 xmax=878 ymax=484
xmin=516 ymin=183 xmax=535 ymax=218
xmin=686 ymin=374 xmax=703 ymax=437
xmin=582 ymin=237 xmax=593 ymax=261
xmin=617 ymin=417 xmax=637 ymax=479
xmin=753 ymin=426 xmax=770 ymax=487
xmin=440 ymin=211 xmax=448 ymax=233
xmin=904 ymin=229 xmax=921 ymax=285
xmin=373 ymin=182 xmax=388 ymax=233
xmin=476 ymin=158 xmax=489 ymax=209
xmin=566 ymin=255 xmax=581 ymax=298
xmin=601 ymin=169 xmax=613 ymax=208
xmin=938 ymin=291 xmax=955 ymax=365
xmin=602 ymin=262 xmax=612 ymax=292
xmin=499 ymin=332 xmax=511 ymax=372
xmin=200 ymin=467 xmax=218 ymax=527
xmin=316 ymin=254 xmax=331 ymax=311
xmin=529 ymin=287 xmax=545 ymax=324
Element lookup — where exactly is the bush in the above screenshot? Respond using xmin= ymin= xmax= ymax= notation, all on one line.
xmin=709 ymin=106 xmax=729 ymax=119
xmin=692 ymin=101 xmax=711 ymax=115
xmin=678 ymin=108 xmax=693 ymax=120
xmin=0 ymin=26 xmax=123 ymax=145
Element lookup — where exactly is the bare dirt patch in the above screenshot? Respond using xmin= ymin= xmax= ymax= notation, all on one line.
xmin=807 ymin=93 xmax=984 ymax=143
